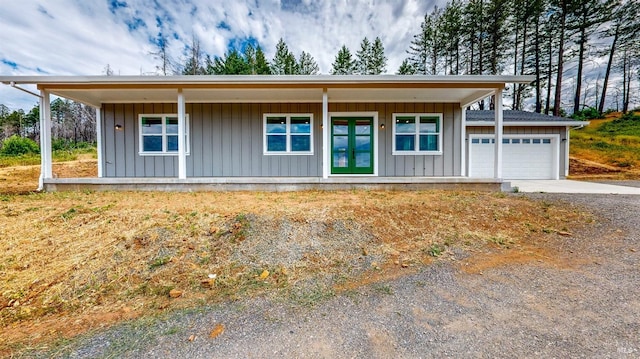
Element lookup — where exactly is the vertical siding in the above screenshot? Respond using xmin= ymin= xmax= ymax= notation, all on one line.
xmin=102 ymin=102 xmax=463 ymax=178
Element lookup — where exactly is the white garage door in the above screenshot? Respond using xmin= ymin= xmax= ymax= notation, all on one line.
xmin=469 ymin=136 xmax=558 ymax=179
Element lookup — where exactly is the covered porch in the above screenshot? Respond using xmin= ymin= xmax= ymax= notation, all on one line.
xmin=1 ymin=75 xmax=534 ymax=191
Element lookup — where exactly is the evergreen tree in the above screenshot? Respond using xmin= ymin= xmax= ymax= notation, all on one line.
xmin=598 ymin=0 xmax=640 ymax=112
xmin=151 ymin=33 xmax=172 ymax=75
xmin=397 ymin=59 xmax=417 ymax=74
xmin=439 ymin=0 xmax=464 ymax=74
xmin=567 ymin=0 xmax=610 ymax=113
xmin=297 ymin=51 xmax=320 ymax=75
xmin=355 ymin=37 xmax=372 ymax=75
xmin=369 ymin=37 xmax=387 ymax=74
xmin=409 ymin=7 xmax=444 ymax=75
xmin=271 ymin=38 xmax=298 ymax=75
xmin=331 ymin=45 xmax=356 ymax=75
xmin=254 ymin=46 xmax=271 ymax=74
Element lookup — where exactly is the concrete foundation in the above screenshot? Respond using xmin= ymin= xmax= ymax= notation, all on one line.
xmin=43 ymin=177 xmax=503 ymax=192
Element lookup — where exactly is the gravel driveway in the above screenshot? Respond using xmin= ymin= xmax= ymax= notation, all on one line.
xmin=40 ymin=193 xmax=640 ymax=358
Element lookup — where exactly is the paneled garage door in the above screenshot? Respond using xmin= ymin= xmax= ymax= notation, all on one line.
xmin=469 ymin=136 xmax=558 ymax=179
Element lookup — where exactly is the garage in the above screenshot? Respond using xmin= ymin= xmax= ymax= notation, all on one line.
xmin=469 ymin=135 xmax=559 ymax=179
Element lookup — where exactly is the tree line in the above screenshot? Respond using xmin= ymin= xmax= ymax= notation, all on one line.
xmin=0 ymin=99 xmax=96 ymax=148
xmin=3 ymin=0 xmax=640 ymax=150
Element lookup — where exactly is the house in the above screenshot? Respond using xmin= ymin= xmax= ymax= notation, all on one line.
xmin=0 ymin=75 xmax=586 ymax=191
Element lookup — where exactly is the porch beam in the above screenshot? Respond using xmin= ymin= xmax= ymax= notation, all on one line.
xmin=322 ymin=88 xmax=329 ymax=179
xmin=177 ymin=89 xmax=187 ymax=179
xmin=95 ymin=106 xmax=103 ymax=178
xmin=494 ymin=88 xmax=503 ymax=179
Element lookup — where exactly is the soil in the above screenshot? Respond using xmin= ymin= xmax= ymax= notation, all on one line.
xmin=23 ymin=192 xmax=639 ymax=358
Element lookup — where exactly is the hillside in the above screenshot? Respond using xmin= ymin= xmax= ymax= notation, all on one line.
xmin=569 ymin=112 xmax=640 ymax=179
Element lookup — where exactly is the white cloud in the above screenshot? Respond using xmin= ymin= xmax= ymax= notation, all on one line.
xmin=0 ymin=0 xmax=444 ymax=110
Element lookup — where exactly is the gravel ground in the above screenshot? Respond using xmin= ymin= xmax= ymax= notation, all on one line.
xmin=591 ymin=180 xmax=640 ymax=188
xmin=37 ymin=193 xmax=640 ymax=358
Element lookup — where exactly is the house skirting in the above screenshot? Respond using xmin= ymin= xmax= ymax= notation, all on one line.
xmin=43 ymin=177 xmax=504 ymax=192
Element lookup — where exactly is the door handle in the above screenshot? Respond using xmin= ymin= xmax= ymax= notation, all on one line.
xmin=352 ymin=148 xmax=355 ymax=159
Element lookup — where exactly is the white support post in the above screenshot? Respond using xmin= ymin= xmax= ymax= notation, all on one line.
xmin=460 ymin=106 xmax=467 ymax=176
xmin=494 ymin=88 xmax=503 ymax=179
xmin=177 ymin=89 xmax=187 ymax=179
xmin=95 ymin=107 xmax=103 ymax=178
xmin=38 ymin=90 xmax=53 ymax=185
xmin=565 ymin=127 xmax=570 ymax=177
xmin=322 ymin=89 xmax=329 ymax=179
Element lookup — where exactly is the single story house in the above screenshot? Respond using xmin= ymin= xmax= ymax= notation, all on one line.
xmin=0 ymin=75 xmax=586 ymax=191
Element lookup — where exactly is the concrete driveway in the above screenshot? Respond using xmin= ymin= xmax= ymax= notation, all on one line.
xmin=506 ymin=179 xmax=640 ymax=194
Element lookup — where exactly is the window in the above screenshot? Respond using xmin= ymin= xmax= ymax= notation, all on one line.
xmin=264 ymin=114 xmax=313 ymax=154
xmin=392 ymin=114 xmax=442 ymax=154
xmin=139 ymin=114 xmax=190 ymax=155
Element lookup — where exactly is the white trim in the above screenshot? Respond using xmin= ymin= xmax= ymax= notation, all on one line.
xmin=328 ymin=111 xmax=379 ymax=176
xmin=468 ymin=134 xmax=561 ymax=180
xmin=262 ymin=113 xmax=314 ymax=155
xmin=322 ymin=90 xmax=329 ymax=179
xmin=138 ymin=113 xmax=191 ymax=156
xmin=391 ymin=113 xmax=443 ymax=156
xmin=178 ymin=89 xmax=186 ymax=179
xmin=42 ymin=91 xmax=52 ymax=180
xmin=460 ymin=107 xmax=466 ymax=176
xmin=96 ymin=107 xmax=103 ymax=178
xmin=467 ymin=121 xmax=588 ymax=127
xmin=494 ymin=89 xmax=503 ymax=179
xmin=565 ymin=127 xmax=570 ymax=177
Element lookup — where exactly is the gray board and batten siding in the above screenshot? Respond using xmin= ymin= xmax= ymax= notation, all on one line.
xmin=101 ymin=102 xmax=463 ymax=178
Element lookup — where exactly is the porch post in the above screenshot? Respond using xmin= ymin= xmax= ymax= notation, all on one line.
xmin=38 ymin=90 xmax=53 ymax=188
xmin=565 ymin=127 xmax=570 ymax=177
xmin=177 ymin=88 xmax=187 ymax=179
xmin=322 ymin=88 xmax=329 ymax=179
xmin=95 ymin=106 xmax=103 ymax=178
xmin=460 ymin=106 xmax=467 ymax=176
xmin=494 ymin=88 xmax=503 ymax=179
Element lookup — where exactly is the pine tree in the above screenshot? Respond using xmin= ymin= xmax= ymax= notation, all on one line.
xmin=567 ymin=0 xmax=610 ymax=114
xmin=298 ymin=51 xmax=320 ymax=75
xmin=254 ymin=46 xmax=271 ymax=74
xmin=331 ymin=45 xmax=356 ymax=75
xmin=151 ymin=33 xmax=172 ymax=75
xmin=369 ymin=37 xmax=387 ymax=74
xmin=397 ymin=59 xmax=416 ymax=74
xmin=355 ymin=37 xmax=372 ymax=75
xmin=439 ymin=0 xmax=464 ymax=74
xmin=409 ymin=7 xmax=444 ymax=75
xmin=271 ymin=38 xmax=298 ymax=75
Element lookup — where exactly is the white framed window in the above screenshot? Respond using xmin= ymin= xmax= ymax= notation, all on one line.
xmin=138 ymin=114 xmax=190 ymax=155
xmin=263 ymin=114 xmax=313 ymax=155
xmin=392 ymin=113 xmax=442 ymax=155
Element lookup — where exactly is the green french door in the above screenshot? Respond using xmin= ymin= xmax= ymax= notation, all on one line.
xmin=331 ymin=117 xmax=374 ymax=174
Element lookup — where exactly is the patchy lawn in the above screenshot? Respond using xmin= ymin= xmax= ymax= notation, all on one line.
xmin=0 ymin=189 xmax=592 ymax=356
xmin=570 ymin=111 xmax=640 ymax=179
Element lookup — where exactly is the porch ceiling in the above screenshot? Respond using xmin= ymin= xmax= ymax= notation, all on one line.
xmin=1 ymin=75 xmax=534 ymax=107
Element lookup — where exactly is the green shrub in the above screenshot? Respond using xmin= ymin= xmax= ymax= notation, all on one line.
xmin=52 ymin=139 xmax=94 ymax=151
xmin=0 ymin=135 xmax=40 ymax=156
xmin=571 ymin=108 xmax=603 ymax=121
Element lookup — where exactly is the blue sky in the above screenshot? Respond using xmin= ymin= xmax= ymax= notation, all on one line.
xmin=0 ymin=0 xmax=441 ymax=111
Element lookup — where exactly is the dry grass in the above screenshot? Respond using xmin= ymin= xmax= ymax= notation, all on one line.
xmin=0 ymin=188 xmax=591 ymax=356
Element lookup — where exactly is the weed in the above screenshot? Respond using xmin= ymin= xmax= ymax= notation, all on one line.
xmin=427 ymin=243 xmax=444 ymax=257
xmin=373 ymin=283 xmax=394 ymax=295
xmin=149 ymin=256 xmax=171 ymax=269
xmin=512 ymin=186 xmax=520 ymax=193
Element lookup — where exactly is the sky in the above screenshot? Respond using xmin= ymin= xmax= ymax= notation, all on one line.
xmin=0 ymin=0 xmax=443 ymax=111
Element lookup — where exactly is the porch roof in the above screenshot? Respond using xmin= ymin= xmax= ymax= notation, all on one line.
xmin=1 ymin=75 xmax=534 ymax=108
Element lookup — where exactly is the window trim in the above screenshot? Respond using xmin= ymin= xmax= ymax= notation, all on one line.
xmin=138 ymin=113 xmax=190 ymax=156
xmin=392 ymin=113 xmax=443 ymax=155
xmin=263 ymin=113 xmax=314 ymax=155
